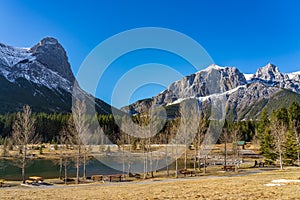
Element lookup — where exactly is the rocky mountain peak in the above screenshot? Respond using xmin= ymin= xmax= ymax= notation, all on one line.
xmin=204 ymin=64 xmax=226 ymax=71
xmin=0 ymin=38 xmax=115 ymax=114
xmin=253 ymin=63 xmax=289 ymax=81
xmin=122 ymin=63 xmax=300 ymax=116
xmin=30 ymin=37 xmax=75 ymax=83
xmin=122 ymin=65 xmax=248 ymax=114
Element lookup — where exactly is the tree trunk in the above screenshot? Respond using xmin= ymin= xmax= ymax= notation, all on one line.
xmin=143 ymin=142 xmax=147 ymax=179
xmin=184 ymin=150 xmax=187 ymax=169
xmin=193 ymin=145 xmax=197 ymax=170
xmin=76 ymin=146 xmax=80 ymax=184
xmin=279 ymin=152 xmax=283 ymax=170
xmin=150 ymin=143 xmax=153 ymax=178
xmin=22 ymin=145 xmax=26 ymax=184
xmin=204 ymin=156 xmax=207 ymax=174
xmin=83 ymin=149 xmax=86 ymax=180
xmin=64 ymin=157 xmax=67 ymax=185
xmin=165 ymin=145 xmax=169 ymax=176
xmin=298 ymin=151 xmax=300 ymax=167
xmin=122 ymin=145 xmax=125 ymax=178
xmin=175 ymin=144 xmax=178 ymax=178
xmin=127 ymin=136 xmax=131 ymax=177
xmin=224 ymin=139 xmax=227 ymax=168
xmin=59 ymin=157 xmax=62 ymax=180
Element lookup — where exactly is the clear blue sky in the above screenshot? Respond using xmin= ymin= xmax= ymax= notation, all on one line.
xmin=1 ymin=0 xmax=300 ymax=107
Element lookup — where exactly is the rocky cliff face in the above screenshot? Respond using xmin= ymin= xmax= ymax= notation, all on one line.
xmin=30 ymin=37 xmax=75 ymax=83
xmin=251 ymin=63 xmax=300 ymax=94
xmin=0 ymin=37 xmax=113 ymax=114
xmin=154 ymin=65 xmax=247 ymax=104
xmin=252 ymin=63 xmax=289 ymax=81
xmin=0 ymin=37 xmax=74 ymax=92
xmin=122 ymin=63 xmax=300 ymax=119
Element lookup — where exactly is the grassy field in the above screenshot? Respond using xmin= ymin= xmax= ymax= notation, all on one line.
xmin=1 ymin=167 xmax=300 ymax=199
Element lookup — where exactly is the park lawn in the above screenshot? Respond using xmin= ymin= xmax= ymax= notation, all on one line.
xmin=1 ymin=167 xmax=300 ymax=199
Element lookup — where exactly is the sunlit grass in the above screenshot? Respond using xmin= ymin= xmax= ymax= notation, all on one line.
xmin=1 ymin=167 xmax=300 ymax=199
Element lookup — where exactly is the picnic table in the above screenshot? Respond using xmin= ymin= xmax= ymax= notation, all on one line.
xmin=107 ymin=174 xmax=122 ymax=182
xmin=91 ymin=175 xmax=103 ymax=181
xmin=179 ymin=169 xmax=196 ymax=177
xmin=26 ymin=176 xmax=43 ymax=184
xmin=221 ymin=165 xmax=235 ymax=171
xmin=0 ymin=179 xmax=4 ymax=187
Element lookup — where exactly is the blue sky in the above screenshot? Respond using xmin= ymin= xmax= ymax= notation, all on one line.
xmin=1 ymin=0 xmax=300 ymax=107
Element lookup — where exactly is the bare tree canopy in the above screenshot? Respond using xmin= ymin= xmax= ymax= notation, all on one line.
xmin=12 ymin=105 xmax=39 ymax=183
xmin=12 ymin=105 xmax=38 ymax=146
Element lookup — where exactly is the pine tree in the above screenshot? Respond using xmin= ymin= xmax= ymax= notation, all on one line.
xmin=284 ymin=130 xmax=298 ymax=164
xmin=257 ymin=108 xmax=276 ymax=163
xmin=288 ymin=102 xmax=300 ymax=166
xmin=271 ymin=108 xmax=289 ymax=170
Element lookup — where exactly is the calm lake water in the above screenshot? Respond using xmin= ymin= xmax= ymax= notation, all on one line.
xmin=0 ymin=158 xmax=121 ymax=180
xmin=0 ymin=156 xmax=194 ymax=181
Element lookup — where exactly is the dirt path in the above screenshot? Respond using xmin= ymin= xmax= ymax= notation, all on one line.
xmin=1 ymin=168 xmax=276 ymax=190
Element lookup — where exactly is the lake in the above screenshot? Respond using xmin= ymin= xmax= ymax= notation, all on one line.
xmin=0 ymin=158 xmax=121 ymax=180
xmin=0 ymin=156 xmax=195 ymax=180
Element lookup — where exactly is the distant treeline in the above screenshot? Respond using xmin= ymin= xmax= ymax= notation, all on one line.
xmin=0 ymin=113 xmax=120 ymax=143
xmin=0 ymin=112 xmax=257 ymax=145
xmin=1 ymin=101 xmax=299 ymax=158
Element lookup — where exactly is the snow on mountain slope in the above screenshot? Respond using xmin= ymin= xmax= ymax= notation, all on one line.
xmin=250 ymin=63 xmax=300 ymax=93
xmin=0 ymin=43 xmax=35 ymax=67
xmin=0 ymin=38 xmax=74 ymax=92
xmin=244 ymin=73 xmax=253 ymax=81
xmin=122 ymin=63 xmax=300 ymax=116
xmin=287 ymin=71 xmax=300 ymax=79
xmin=0 ymin=38 xmax=117 ymax=114
xmin=167 ymin=85 xmax=247 ymax=106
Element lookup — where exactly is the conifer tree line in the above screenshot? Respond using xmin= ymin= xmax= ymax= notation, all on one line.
xmin=0 ymin=101 xmax=299 ymax=169
xmin=257 ymin=102 xmax=300 ymax=168
xmin=0 ymin=112 xmax=120 ymax=144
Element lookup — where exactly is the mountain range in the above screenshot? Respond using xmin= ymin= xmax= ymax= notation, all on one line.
xmin=121 ymin=64 xmax=300 ymax=120
xmin=1 ymin=37 xmax=300 ymax=120
xmin=0 ymin=37 xmax=113 ymax=114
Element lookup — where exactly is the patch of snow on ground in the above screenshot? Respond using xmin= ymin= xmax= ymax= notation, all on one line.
xmin=264 ymin=183 xmax=285 ymax=187
xmin=272 ymin=179 xmax=300 ymax=183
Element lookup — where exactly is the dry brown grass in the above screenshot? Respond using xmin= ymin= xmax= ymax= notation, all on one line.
xmin=1 ymin=167 xmax=300 ymax=199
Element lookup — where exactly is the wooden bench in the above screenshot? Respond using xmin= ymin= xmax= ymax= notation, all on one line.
xmin=179 ymin=169 xmax=196 ymax=177
xmin=107 ymin=174 xmax=122 ymax=182
xmin=221 ymin=165 xmax=235 ymax=171
xmin=91 ymin=175 xmax=103 ymax=181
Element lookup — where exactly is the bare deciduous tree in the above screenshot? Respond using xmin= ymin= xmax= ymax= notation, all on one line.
xmin=71 ymin=100 xmax=90 ymax=183
xmin=57 ymin=124 xmax=74 ymax=184
xmin=219 ymin=121 xmax=231 ymax=168
xmin=174 ymin=99 xmax=199 ymax=177
xmin=12 ymin=105 xmax=39 ymax=183
xmin=195 ymin=112 xmax=207 ymax=172
xmin=270 ymin=117 xmax=287 ymax=170
xmin=231 ymin=124 xmax=242 ymax=171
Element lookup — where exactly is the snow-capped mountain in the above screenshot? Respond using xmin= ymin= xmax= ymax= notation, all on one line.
xmin=0 ymin=37 xmax=74 ymax=92
xmin=0 ymin=37 xmax=113 ymax=114
xmin=250 ymin=63 xmax=300 ymax=93
xmin=153 ymin=65 xmax=246 ymax=104
xmin=122 ymin=63 xmax=300 ymax=119
xmin=287 ymin=71 xmax=300 ymax=80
